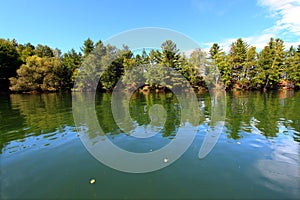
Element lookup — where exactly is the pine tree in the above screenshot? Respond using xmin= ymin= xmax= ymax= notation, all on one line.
xmin=286 ymin=45 xmax=300 ymax=88
xmin=81 ymin=38 xmax=95 ymax=58
xmin=62 ymin=49 xmax=83 ymax=89
xmin=255 ymin=38 xmax=285 ymax=90
xmin=228 ymin=38 xmax=248 ymax=89
xmin=244 ymin=46 xmax=258 ymax=89
xmin=209 ymin=43 xmax=231 ymax=89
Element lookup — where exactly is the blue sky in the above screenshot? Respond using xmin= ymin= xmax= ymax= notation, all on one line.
xmin=1 ymin=0 xmax=299 ymax=53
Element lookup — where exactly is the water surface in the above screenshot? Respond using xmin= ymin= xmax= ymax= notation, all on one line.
xmin=0 ymin=91 xmax=299 ymax=199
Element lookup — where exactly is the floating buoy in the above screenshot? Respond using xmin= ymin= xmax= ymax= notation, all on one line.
xmin=237 ymin=141 xmax=241 ymax=145
xmin=90 ymin=178 xmax=96 ymax=184
xmin=163 ymin=158 xmax=168 ymax=163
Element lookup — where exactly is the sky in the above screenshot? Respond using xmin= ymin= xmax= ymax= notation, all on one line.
xmin=0 ymin=0 xmax=299 ymax=53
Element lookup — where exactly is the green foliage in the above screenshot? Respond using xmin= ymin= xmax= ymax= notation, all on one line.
xmin=62 ymin=49 xmax=82 ymax=89
xmin=0 ymin=39 xmax=22 ymax=91
xmin=159 ymin=40 xmax=186 ymax=89
xmin=35 ymin=44 xmax=54 ymax=57
xmin=244 ymin=46 xmax=258 ymax=89
xmin=1 ymin=36 xmax=299 ymax=93
xmin=254 ymin=38 xmax=285 ymax=90
xmin=9 ymin=56 xmax=64 ymax=92
xmin=286 ymin=45 xmax=300 ymax=88
xmin=188 ymin=49 xmax=207 ymax=88
xmin=81 ymin=38 xmax=95 ymax=58
xmin=161 ymin=40 xmax=180 ymax=68
xmin=228 ymin=38 xmax=249 ymax=88
xmin=100 ymin=46 xmax=130 ymax=91
xmin=122 ymin=56 xmax=144 ymax=90
xmin=17 ymin=43 xmax=35 ymax=63
xmin=74 ymin=43 xmax=122 ymax=91
xmin=209 ymin=43 xmax=230 ymax=89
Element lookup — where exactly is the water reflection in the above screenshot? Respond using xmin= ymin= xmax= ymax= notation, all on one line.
xmin=0 ymin=93 xmax=74 ymax=154
xmin=1 ymin=91 xmax=300 ymax=155
xmin=73 ymin=90 xmax=202 ymax=173
xmin=257 ymin=136 xmax=299 ymax=196
xmin=108 ymin=91 xmax=181 ymax=137
xmin=0 ymin=91 xmax=299 ymax=198
xmin=225 ymin=91 xmax=300 ymax=140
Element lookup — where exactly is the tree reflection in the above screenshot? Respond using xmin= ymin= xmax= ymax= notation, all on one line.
xmin=0 ymin=93 xmax=74 ymax=153
xmin=1 ymin=90 xmax=299 ymax=154
xmin=95 ymin=91 xmax=182 ymax=137
xmin=224 ymin=90 xmax=300 ymax=141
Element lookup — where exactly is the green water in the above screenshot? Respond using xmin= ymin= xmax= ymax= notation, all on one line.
xmin=0 ymin=91 xmax=299 ymax=199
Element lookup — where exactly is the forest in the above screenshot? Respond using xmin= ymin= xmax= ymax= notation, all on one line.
xmin=0 ymin=37 xmax=299 ymax=93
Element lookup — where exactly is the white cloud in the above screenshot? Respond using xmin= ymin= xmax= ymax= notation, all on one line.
xmin=201 ymin=33 xmax=299 ymax=54
xmin=201 ymin=34 xmax=274 ymax=53
xmin=201 ymin=0 xmax=300 ymax=53
xmin=244 ymin=33 xmax=275 ymax=49
xmin=257 ymin=0 xmax=300 ymax=36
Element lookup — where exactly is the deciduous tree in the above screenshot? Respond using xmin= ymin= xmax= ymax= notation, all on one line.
xmin=10 ymin=56 xmax=64 ymax=92
xmin=0 ymin=39 xmax=21 ymax=91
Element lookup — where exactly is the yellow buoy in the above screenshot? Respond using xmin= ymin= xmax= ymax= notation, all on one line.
xmin=90 ymin=178 xmax=96 ymax=184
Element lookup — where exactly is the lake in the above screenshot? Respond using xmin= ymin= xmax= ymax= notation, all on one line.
xmin=0 ymin=90 xmax=299 ymax=199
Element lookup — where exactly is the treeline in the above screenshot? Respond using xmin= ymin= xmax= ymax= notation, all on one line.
xmin=0 ymin=37 xmax=299 ymax=93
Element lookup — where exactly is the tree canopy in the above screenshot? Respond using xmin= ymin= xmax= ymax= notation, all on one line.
xmin=0 ymin=37 xmax=299 ymax=93
xmin=0 ymin=39 xmax=22 ymax=91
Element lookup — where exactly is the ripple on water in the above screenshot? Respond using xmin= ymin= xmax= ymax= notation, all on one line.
xmin=249 ymin=138 xmax=265 ymax=148
xmin=257 ymin=160 xmax=300 ymax=194
xmin=2 ymin=125 xmax=78 ymax=155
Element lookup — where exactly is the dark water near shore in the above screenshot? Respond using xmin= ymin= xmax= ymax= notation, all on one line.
xmin=0 ymin=90 xmax=299 ymax=199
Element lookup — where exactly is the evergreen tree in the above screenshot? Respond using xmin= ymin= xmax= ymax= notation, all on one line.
xmin=161 ymin=40 xmax=180 ymax=69
xmin=228 ymin=38 xmax=248 ymax=88
xmin=188 ymin=48 xmax=206 ymax=89
xmin=209 ymin=43 xmax=231 ymax=89
xmin=81 ymin=38 xmax=95 ymax=58
xmin=254 ymin=38 xmax=285 ymax=90
xmin=100 ymin=46 xmax=131 ymax=91
xmin=62 ymin=49 xmax=83 ymax=89
xmin=35 ymin=44 xmax=54 ymax=57
xmin=1 ymin=36 xmax=298 ymax=93
xmin=286 ymin=45 xmax=300 ymax=88
xmin=244 ymin=46 xmax=258 ymax=89
xmin=17 ymin=43 xmax=35 ymax=63
xmin=122 ymin=54 xmax=145 ymax=90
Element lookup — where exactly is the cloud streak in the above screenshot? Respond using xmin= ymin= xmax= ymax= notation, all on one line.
xmin=202 ymin=33 xmax=276 ymax=53
xmin=258 ymin=0 xmax=300 ymax=36
xmin=201 ymin=0 xmax=300 ymax=53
